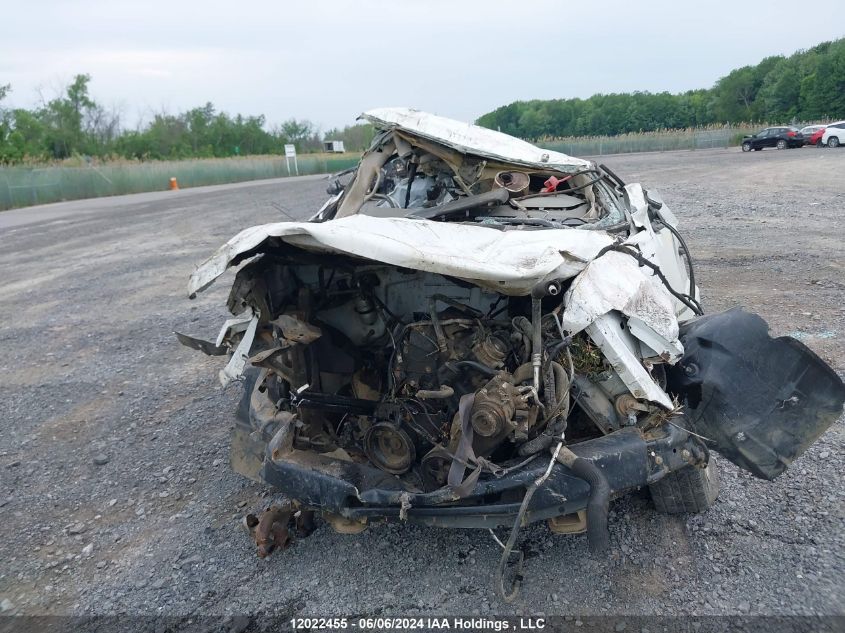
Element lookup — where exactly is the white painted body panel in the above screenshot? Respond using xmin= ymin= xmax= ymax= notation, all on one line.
xmin=361 ymin=107 xmax=592 ymax=171
xmin=188 ymin=214 xmax=616 ymax=298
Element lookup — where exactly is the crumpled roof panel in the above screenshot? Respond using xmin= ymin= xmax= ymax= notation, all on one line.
xmin=361 ymin=107 xmax=592 ymax=171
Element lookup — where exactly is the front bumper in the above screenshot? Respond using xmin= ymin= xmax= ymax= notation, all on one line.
xmin=234 ymin=412 xmax=702 ymax=529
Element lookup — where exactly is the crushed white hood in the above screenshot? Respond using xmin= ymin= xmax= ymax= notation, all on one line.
xmin=188 ymin=215 xmax=616 ymax=298
xmin=361 ymin=107 xmax=592 ymax=172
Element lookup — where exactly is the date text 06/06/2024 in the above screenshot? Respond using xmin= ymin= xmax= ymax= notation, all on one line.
xmin=289 ymin=616 xmax=546 ymax=630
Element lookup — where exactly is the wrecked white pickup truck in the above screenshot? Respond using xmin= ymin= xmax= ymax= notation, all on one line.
xmin=179 ymin=108 xmax=845 ymax=600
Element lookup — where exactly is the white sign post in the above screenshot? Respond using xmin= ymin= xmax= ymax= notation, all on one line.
xmin=284 ymin=144 xmax=298 ymax=176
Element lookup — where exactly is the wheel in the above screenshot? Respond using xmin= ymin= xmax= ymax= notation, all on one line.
xmin=776 ymin=139 xmax=787 ymax=150
xmin=816 ymin=139 xmax=824 ymax=148
xmin=828 ymin=136 xmax=840 ymax=148
xmin=649 ymin=460 xmax=719 ymax=514
xmin=741 ymin=142 xmax=751 ymax=152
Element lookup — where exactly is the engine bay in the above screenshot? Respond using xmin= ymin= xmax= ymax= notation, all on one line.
xmin=317 ymin=116 xmax=626 ymax=230
xmin=225 ymin=253 xmax=673 ymax=494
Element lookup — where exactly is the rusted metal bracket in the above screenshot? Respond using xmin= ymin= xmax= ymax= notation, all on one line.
xmin=242 ymin=503 xmax=317 ymax=558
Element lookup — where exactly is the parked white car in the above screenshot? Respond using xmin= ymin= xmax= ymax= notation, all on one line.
xmin=821 ymin=120 xmax=845 ymax=147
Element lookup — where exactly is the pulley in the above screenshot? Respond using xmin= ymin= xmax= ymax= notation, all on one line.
xmin=363 ymin=422 xmax=416 ymax=475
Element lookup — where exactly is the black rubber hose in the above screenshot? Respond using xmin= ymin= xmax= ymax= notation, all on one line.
xmin=656 ymin=219 xmax=697 ymax=302
xmin=595 ymin=243 xmax=703 ymax=316
xmin=442 ymin=360 xmax=499 ymax=378
xmin=598 ymin=163 xmax=626 ymax=189
xmin=543 ymin=337 xmax=572 ymax=374
xmin=571 ymin=457 xmax=610 ymax=553
xmin=404 ymin=162 xmax=417 ymax=209
xmin=550 ymin=361 xmax=570 ymax=421
xmin=643 ymin=190 xmax=698 ymax=303
xmin=557 ymin=448 xmax=610 ymax=554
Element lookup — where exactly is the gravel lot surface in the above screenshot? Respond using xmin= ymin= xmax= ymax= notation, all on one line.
xmin=1 ymin=148 xmax=843 ymax=619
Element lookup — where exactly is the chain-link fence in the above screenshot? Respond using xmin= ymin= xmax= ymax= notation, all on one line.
xmin=0 ymin=154 xmax=360 ymax=211
xmin=1 ymin=122 xmax=824 ymax=211
xmin=541 ymin=125 xmax=761 ymax=157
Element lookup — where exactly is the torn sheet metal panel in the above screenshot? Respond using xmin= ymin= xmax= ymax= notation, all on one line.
xmin=626 ymin=316 xmax=684 ymax=363
xmin=361 ymin=108 xmax=592 ymax=172
xmin=215 ymin=313 xmax=255 ymax=347
xmin=646 ymin=189 xmax=679 ymax=227
xmin=625 ymin=227 xmax=699 ymax=323
xmin=624 ymin=183 xmax=653 ymax=232
xmin=188 ymin=214 xmax=616 ymax=298
xmin=218 ymin=311 xmax=259 ymax=386
xmin=585 ymin=313 xmax=675 ymax=409
xmin=623 ymin=184 xmax=698 ymax=322
xmin=560 ymin=250 xmax=681 ymax=347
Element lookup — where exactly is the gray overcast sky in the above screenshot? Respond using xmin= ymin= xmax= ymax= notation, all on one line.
xmin=3 ymin=0 xmax=844 ymax=131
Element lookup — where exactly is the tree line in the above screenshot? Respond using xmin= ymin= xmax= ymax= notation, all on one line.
xmin=477 ymin=38 xmax=845 ymax=139
xmin=2 ymin=38 xmax=842 ymax=163
xmin=0 ymin=75 xmax=374 ymax=164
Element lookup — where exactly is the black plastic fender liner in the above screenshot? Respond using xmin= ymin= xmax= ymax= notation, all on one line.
xmin=667 ymin=308 xmax=845 ymax=480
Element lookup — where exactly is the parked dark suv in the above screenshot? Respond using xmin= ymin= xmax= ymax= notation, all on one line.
xmin=741 ymin=126 xmax=804 ymax=151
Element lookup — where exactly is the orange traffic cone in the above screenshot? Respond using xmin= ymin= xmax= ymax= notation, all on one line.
xmin=169 ymin=177 xmax=179 ymax=190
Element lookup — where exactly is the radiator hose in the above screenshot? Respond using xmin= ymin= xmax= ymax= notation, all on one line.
xmin=493 ymin=443 xmax=611 ymax=603
xmin=556 ymin=447 xmax=610 ymax=553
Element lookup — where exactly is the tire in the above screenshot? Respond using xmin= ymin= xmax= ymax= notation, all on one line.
xmin=649 ymin=460 xmax=719 ymax=514
xmin=816 ymin=139 xmax=824 ymax=148
xmin=776 ymin=139 xmax=787 ymax=150
xmin=828 ymin=136 xmax=840 ymax=148
xmin=741 ymin=142 xmax=751 ymax=152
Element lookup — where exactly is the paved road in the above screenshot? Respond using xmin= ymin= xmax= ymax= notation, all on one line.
xmin=1 ymin=148 xmax=842 ymax=619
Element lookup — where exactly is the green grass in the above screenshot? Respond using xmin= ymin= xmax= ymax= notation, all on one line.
xmin=0 ymin=153 xmax=361 ymax=211
xmin=0 ymin=124 xmax=785 ymax=211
